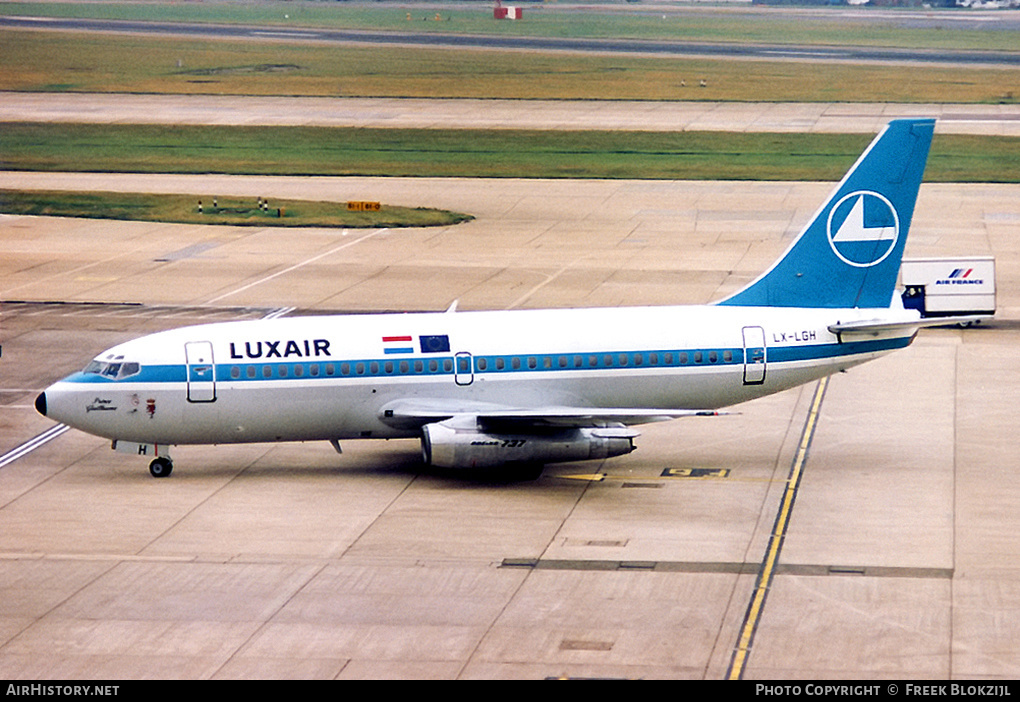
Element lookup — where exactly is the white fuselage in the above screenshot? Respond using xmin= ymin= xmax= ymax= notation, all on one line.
xmin=41 ymin=303 xmax=917 ymax=447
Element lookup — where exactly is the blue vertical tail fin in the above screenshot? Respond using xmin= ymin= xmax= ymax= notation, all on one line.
xmin=717 ymin=118 xmax=935 ymax=309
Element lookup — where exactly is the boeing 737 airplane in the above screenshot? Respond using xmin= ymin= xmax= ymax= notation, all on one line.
xmin=35 ymin=118 xmax=965 ymax=478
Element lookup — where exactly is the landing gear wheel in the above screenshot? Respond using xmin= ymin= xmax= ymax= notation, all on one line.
xmin=149 ymin=456 xmax=173 ymax=478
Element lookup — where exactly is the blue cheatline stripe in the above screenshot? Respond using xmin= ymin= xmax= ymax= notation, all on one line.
xmin=59 ymin=335 xmax=911 ymax=386
xmin=769 ymin=335 xmax=911 ymax=364
xmin=383 ymin=347 xmax=415 ymax=355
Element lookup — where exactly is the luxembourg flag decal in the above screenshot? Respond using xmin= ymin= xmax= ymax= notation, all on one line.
xmin=381 ymin=335 xmax=414 ymax=355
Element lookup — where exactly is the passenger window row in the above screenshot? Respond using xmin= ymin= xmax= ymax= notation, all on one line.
xmin=475 ymin=350 xmax=735 ymax=372
xmin=226 ymin=349 xmax=738 ymax=381
xmin=229 ymin=358 xmax=455 ymax=380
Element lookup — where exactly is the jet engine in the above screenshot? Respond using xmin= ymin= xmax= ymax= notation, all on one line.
xmin=420 ymin=419 xmax=637 ymax=470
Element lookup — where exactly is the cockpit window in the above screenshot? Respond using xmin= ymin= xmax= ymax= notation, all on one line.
xmin=83 ymin=357 xmax=141 ymax=380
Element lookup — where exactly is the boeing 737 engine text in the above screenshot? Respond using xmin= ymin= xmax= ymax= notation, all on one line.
xmin=36 ymin=119 xmax=964 ymax=478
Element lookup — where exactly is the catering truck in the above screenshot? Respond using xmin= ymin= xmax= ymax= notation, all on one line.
xmin=901 ymin=257 xmax=996 ymax=323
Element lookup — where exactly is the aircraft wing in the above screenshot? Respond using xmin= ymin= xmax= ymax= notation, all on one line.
xmin=379 ymin=399 xmax=724 ymax=431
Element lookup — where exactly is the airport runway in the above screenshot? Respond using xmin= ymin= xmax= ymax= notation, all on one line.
xmin=3 ymin=14 xmax=1019 ymax=68
xmin=4 ymin=92 xmax=1020 ymax=136
xmin=1 ymin=170 xmax=1019 ymax=678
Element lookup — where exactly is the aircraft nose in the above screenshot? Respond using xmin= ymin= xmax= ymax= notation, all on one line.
xmin=35 ymin=391 xmax=47 ymax=417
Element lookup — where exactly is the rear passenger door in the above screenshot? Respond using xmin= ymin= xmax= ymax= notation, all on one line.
xmin=742 ymin=326 xmax=767 ymax=385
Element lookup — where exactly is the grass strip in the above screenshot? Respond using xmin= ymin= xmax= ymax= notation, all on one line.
xmin=2 ymin=124 xmax=1018 ymax=182
xmin=0 ymin=190 xmax=473 ymax=228
xmin=2 ymin=29 xmax=1017 ymax=103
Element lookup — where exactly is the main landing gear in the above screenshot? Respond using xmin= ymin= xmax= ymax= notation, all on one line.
xmin=149 ymin=456 xmax=174 ymax=478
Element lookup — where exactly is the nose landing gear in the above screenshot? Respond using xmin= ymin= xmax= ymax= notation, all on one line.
xmin=149 ymin=456 xmax=174 ymax=478
xmin=112 ymin=441 xmax=173 ymax=478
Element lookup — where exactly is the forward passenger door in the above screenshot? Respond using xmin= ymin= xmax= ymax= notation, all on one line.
xmin=185 ymin=341 xmax=216 ymax=402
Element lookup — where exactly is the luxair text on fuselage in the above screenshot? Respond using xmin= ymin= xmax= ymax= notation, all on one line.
xmin=229 ymin=339 xmax=332 ymax=360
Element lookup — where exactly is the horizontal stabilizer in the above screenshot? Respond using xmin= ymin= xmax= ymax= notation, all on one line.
xmin=829 ymin=314 xmax=990 ymax=336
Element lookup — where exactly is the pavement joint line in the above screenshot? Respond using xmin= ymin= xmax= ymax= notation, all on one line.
xmin=499 ymin=557 xmax=952 ymax=579
xmin=203 ymin=228 xmax=387 ymax=305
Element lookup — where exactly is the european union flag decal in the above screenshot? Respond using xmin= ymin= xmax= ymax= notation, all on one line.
xmin=420 ymin=334 xmax=450 ymax=353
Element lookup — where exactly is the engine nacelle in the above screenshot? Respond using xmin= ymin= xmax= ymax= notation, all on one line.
xmin=421 ymin=420 xmax=637 ymax=470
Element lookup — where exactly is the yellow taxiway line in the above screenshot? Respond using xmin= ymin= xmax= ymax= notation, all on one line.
xmin=727 ymin=376 xmax=829 ymax=680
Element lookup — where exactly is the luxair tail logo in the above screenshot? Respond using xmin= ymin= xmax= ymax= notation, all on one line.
xmin=826 ymin=191 xmax=900 ymax=268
